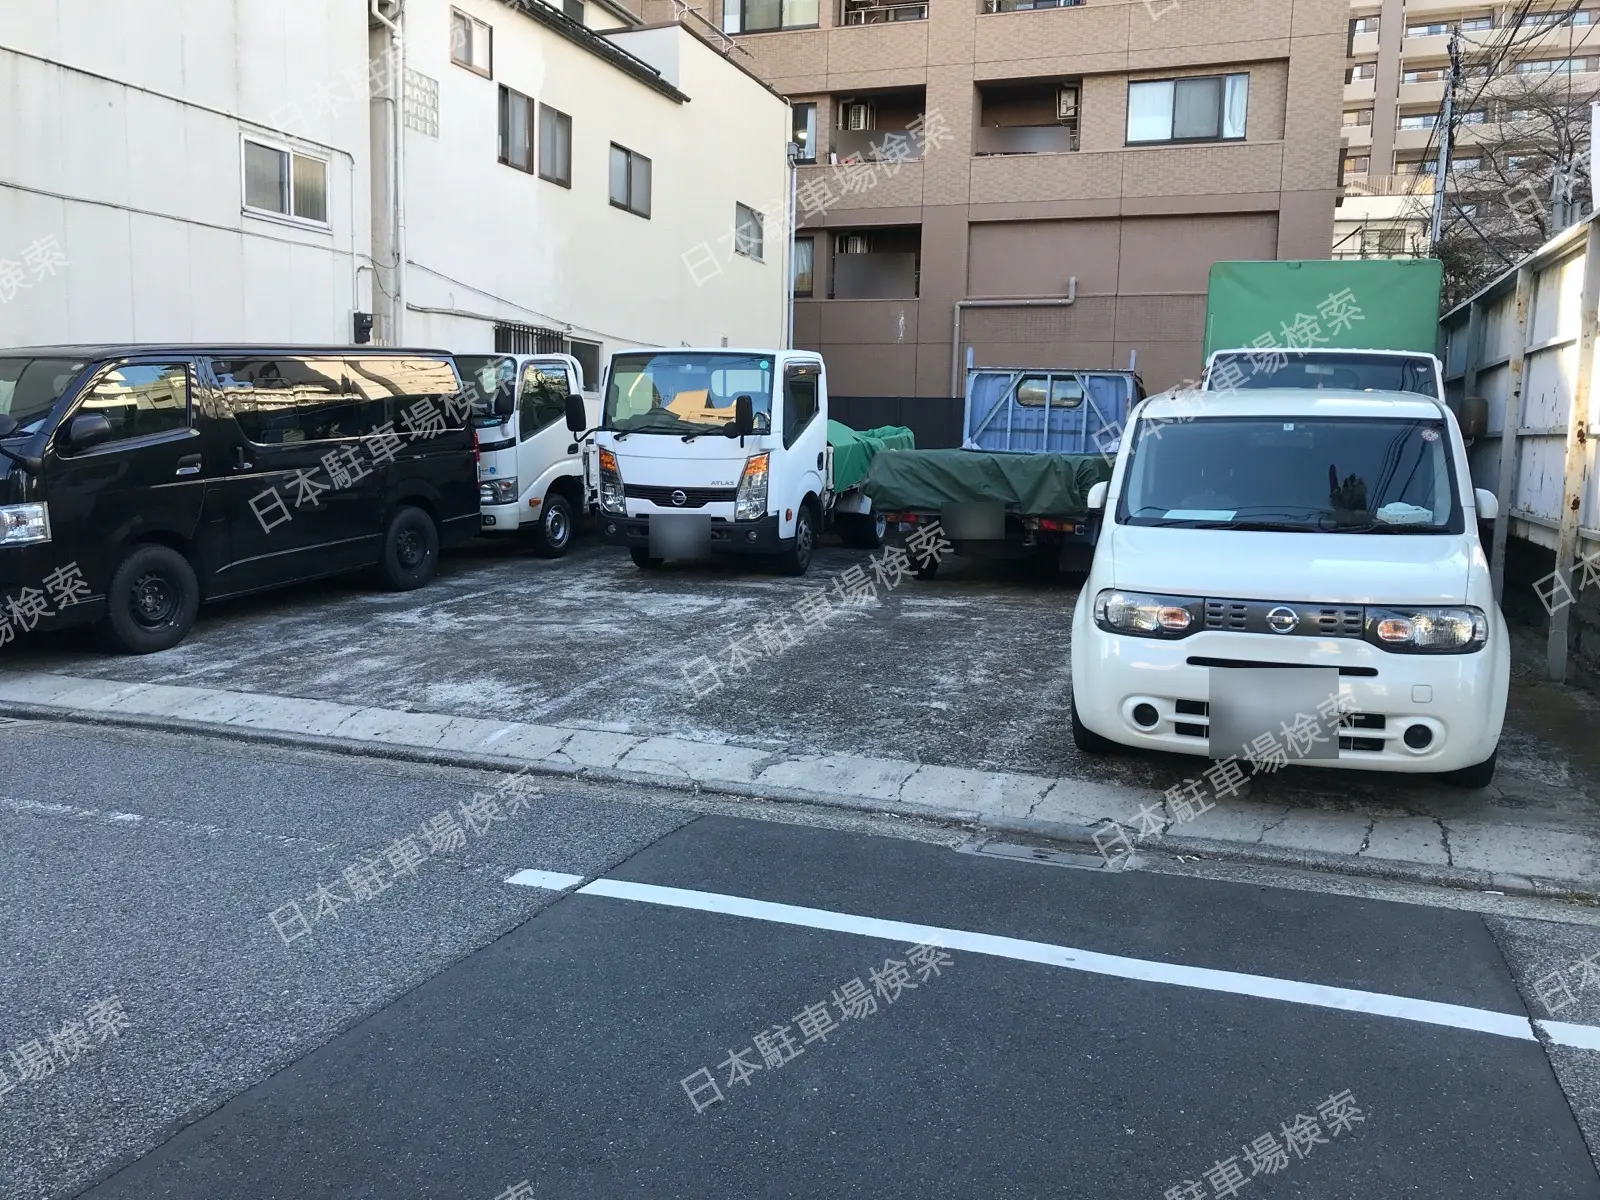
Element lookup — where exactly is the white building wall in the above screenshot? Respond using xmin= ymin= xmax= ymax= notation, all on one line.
xmin=0 ymin=0 xmax=371 ymax=347
xmin=398 ymin=0 xmax=789 ymax=359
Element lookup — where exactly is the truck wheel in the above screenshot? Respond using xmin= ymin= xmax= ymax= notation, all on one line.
xmin=777 ymin=504 xmax=816 ymax=576
xmin=913 ymin=557 xmax=940 ymax=580
xmin=379 ymin=505 xmax=439 ymax=591
xmin=102 ymin=543 xmax=200 ymax=654
xmin=1439 ymin=748 xmax=1497 ymax=788
xmin=531 ymin=492 xmax=574 ymax=558
xmin=630 ymin=547 xmax=664 ymax=570
xmin=842 ymin=512 xmax=886 ymax=549
xmin=1071 ymin=692 xmax=1118 ymax=755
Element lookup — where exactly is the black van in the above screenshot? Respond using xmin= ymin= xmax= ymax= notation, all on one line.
xmin=0 ymin=346 xmax=478 ymax=654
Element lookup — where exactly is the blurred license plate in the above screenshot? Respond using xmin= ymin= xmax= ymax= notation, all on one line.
xmin=649 ymin=513 xmax=712 ymax=560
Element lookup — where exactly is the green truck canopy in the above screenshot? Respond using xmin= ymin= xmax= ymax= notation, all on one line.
xmin=827 ymin=420 xmax=914 ymax=492
xmin=864 ymin=449 xmax=1111 ymax=517
xmin=1204 ymin=259 xmax=1443 ymax=359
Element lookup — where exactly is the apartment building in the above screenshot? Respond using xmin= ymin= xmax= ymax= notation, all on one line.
xmin=0 ymin=0 xmax=789 ymax=374
xmin=621 ymin=0 xmax=1345 ymax=409
xmin=1339 ymin=1 xmax=1600 ymax=258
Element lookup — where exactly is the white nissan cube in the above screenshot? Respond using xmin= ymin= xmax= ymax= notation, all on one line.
xmin=1070 ymin=387 xmax=1509 ymax=788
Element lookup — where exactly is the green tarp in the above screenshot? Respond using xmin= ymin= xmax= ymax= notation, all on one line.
xmin=828 ymin=420 xmax=914 ymax=493
xmin=864 ymin=449 xmax=1111 ymax=517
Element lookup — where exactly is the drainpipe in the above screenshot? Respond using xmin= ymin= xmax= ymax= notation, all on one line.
xmin=371 ymin=0 xmax=406 ymax=345
xmin=950 ymin=277 xmax=1076 ymax=397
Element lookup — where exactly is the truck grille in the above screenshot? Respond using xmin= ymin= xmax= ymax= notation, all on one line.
xmin=624 ymin=485 xmax=737 ymax=508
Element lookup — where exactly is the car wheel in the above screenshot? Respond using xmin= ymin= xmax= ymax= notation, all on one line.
xmin=102 ymin=544 xmax=200 ymax=654
xmin=777 ymin=504 xmax=816 ymax=576
xmin=380 ymin=505 xmax=439 ymax=591
xmin=630 ymin=547 xmax=664 ymax=570
xmin=532 ymin=492 xmax=574 ymax=558
xmin=1071 ymin=691 xmax=1118 ymax=754
xmin=1440 ymin=748 xmax=1497 ymax=789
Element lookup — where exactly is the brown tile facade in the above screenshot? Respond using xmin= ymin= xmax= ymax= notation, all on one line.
xmin=660 ymin=0 xmax=1344 ymax=395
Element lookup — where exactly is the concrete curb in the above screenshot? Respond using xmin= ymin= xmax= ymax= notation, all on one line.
xmin=4 ymin=694 xmax=1595 ymax=905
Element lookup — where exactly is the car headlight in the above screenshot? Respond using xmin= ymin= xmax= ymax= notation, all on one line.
xmin=1093 ymin=589 xmax=1199 ymax=638
xmin=736 ymin=452 xmax=769 ymax=522
xmin=598 ymin=447 xmax=626 ymax=515
xmin=479 ymin=478 xmax=518 ymax=505
xmin=1364 ymin=606 xmax=1488 ymax=653
xmin=0 ymin=503 xmax=50 ymax=546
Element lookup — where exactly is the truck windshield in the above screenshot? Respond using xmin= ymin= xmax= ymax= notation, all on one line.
xmin=604 ymin=352 xmax=773 ymax=435
xmin=0 ymin=357 xmax=89 ymax=437
xmin=1212 ymin=351 xmax=1439 ymax=397
xmin=456 ymin=354 xmax=517 ymax=428
xmin=1118 ymin=416 xmax=1462 ymax=534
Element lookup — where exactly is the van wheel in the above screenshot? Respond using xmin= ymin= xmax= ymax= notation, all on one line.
xmin=102 ymin=544 xmax=199 ymax=654
xmin=380 ymin=505 xmax=439 ymax=590
xmin=1071 ymin=691 xmax=1118 ymax=755
xmin=1440 ymin=748 xmax=1497 ymax=789
xmin=630 ymin=547 xmax=664 ymax=570
xmin=777 ymin=504 xmax=816 ymax=576
xmin=531 ymin=492 xmax=574 ymax=558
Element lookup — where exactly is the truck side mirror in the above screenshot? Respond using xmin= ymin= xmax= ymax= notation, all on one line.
xmin=66 ymin=412 xmax=114 ymax=452
xmin=1086 ymin=481 xmax=1108 ymax=512
xmin=1459 ymin=395 xmax=1488 ymax=439
xmin=735 ymin=395 xmax=754 ymax=437
xmin=564 ymin=393 xmax=587 ymax=433
xmin=493 ymin=385 xmax=516 ymax=418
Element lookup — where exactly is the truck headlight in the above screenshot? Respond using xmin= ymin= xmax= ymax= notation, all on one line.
xmin=0 ymin=503 xmax=50 ymax=546
xmin=479 ymin=478 xmax=518 ymax=505
xmin=598 ymin=447 xmax=626 ymax=515
xmin=1365 ymin=606 xmax=1488 ymax=653
xmin=735 ymin=452 xmax=769 ymax=522
xmin=1093 ymin=589 xmax=1200 ymax=638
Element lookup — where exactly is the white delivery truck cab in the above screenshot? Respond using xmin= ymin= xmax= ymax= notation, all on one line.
xmin=571 ymin=348 xmax=863 ymax=575
xmin=1202 ymin=346 xmax=1447 ymax=399
xmin=455 ymin=352 xmax=601 ymax=556
xmin=1069 ymin=385 xmax=1509 ymax=788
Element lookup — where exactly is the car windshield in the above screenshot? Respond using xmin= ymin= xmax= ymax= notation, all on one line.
xmin=456 ymin=354 xmax=517 ymax=428
xmin=1212 ymin=351 xmax=1439 ymax=397
xmin=0 ymin=357 xmax=89 ymax=437
xmin=603 ymin=352 xmax=773 ymax=435
xmin=1118 ymin=416 xmax=1462 ymax=534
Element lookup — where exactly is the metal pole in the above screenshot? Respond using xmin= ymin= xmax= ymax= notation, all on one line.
xmin=1429 ymin=30 xmax=1459 ymax=250
xmin=1491 ymin=266 xmax=1534 ymax=600
xmin=1549 ymin=219 xmax=1600 ymax=681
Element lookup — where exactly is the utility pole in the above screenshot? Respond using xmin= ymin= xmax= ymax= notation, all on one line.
xmin=1429 ymin=29 xmax=1461 ymax=250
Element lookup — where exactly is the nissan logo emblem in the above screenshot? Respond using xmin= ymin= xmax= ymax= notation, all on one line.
xmin=1266 ymin=606 xmax=1299 ymax=634
xmin=670 ymin=489 xmax=687 ymax=507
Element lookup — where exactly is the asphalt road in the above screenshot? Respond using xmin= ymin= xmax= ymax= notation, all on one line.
xmin=7 ymin=721 xmax=1600 ymax=1199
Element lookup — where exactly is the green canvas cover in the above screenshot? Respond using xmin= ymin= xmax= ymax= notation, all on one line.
xmin=864 ymin=449 xmax=1111 ymax=517
xmin=828 ymin=420 xmax=915 ymax=492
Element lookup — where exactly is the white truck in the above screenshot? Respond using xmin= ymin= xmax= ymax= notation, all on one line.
xmin=1201 ymin=347 xmax=1447 ymax=400
xmin=456 ymin=352 xmax=601 ymax=556
xmin=564 ymin=347 xmax=891 ymax=575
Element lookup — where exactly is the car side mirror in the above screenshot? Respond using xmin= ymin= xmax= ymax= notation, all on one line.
xmin=1460 ymin=395 xmax=1488 ymax=439
xmin=735 ymin=395 xmax=754 ymax=437
xmin=565 ymin=393 xmax=587 ymax=433
xmin=66 ymin=412 xmax=113 ymax=452
xmin=1086 ymin=481 xmax=1108 ymax=512
xmin=1474 ymin=487 xmax=1499 ymax=522
xmin=0 ymin=414 xmax=16 ymax=438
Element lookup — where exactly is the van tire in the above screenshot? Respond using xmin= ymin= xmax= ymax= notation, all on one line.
xmin=840 ymin=512 xmax=886 ymax=549
xmin=1071 ymin=691 xmax=1118 ymax=755
xmin=102 ymin=544 xmax=200 ymax=654
xmin=379 ymin=505 xmax=439 ymax=591
xmin=630 ymin=547 xmax=664 ymax=570
xmin=531 ymin=492 xmax=574 ymax=558
xmin=1440 ymin=748 xmax=1497 ymax=789
xmin=776 ymin=503 xmax=816 ymax=576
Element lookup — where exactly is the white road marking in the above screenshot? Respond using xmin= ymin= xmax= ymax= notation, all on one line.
xmin=576 ymin=878 xmax=1551 ymax=1043
xmin=1538 ymin=1020 xmax=1600 ymax=1051
xmin=506 ymin=869 xmax=586 ymax=891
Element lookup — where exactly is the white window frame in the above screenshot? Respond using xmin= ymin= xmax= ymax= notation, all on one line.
xmin=240 ymin=135 xmax=332 ymax=230
xmin=451 ymin=7 xmax=493 ymax=77
xmin=1126 ymin=73 xmax=1248 ymax=145
xmin=735 ymin=203 xmax=765 ymax=261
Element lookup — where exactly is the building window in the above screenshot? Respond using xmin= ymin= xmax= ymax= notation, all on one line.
xmin=450 ymin=8 xmax=492 ymax=77
xmin=792 ymin=102 xmax=818 ymax=162
xmin=609 ymin=144 xmax=651 ymax=217
xmin=498 ymin=86 xmax=535 ymax=173
xmin=1397 ymin=112 xmax=1437 ymax=129
xmin=1350 ymin=15 xmax=1379 ymax=34
xmin=1402 ymin=67 xmax=1447 ymax=83
xmin=984 ymin=0 xmax=1081 ymax=10
xmin=568 ymin=339 xmax=601 ymax=390
xmin=1126 ymin=73 xmax=1248 ymax=144
xmin=1343 ymin=154 xmax=1371 ymax=174
xmin=539 ymin=104 xmax=572 ymax=186
xmin=735 ymin=204 xmax=765 ymax=261
xmin=1451 ymin=156 xmax=1481 ymax=172
xmin=563 ymin=0 xmax=585 ymax=19
xmin=792 ymin=237 xmax=814 ymax=297
xmin=722 ymin=0 xmax=819 ymax=34
xmin=1348 ymin=61 xmax=1377 ymax=81
xmin=242 ymin=139 xmax=329 ymax=224
xmin=1343 ymin=109 xmax=1374 ymax=127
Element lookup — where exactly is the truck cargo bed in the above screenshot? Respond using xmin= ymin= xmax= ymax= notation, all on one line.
xmin=864 ymin=449 xmax=1111 ymax=517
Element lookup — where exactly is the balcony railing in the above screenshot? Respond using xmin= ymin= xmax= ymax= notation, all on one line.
xmin=830 ymin=126 xmax=923 ymax=162
xmin=1341 ymin=173 xmax=1435 ymax=198
xmin=981 ymin=0 xmax=1082 ymax=12
xmin=974 ymin=124 xmax=1079 ymax=155
xmin=838 ymin=0 xmax=927 ymax=23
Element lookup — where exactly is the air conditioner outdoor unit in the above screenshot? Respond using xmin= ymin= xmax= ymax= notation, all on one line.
xmin=1057 ymin=85 xmax=1079 ymax=121
xmin=840 ymin=235 xmax=870 ymax=254
xmin=842 ymin=102 xmax=876 ymax=131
